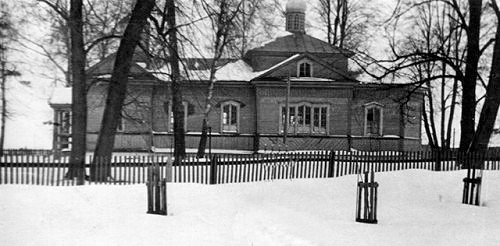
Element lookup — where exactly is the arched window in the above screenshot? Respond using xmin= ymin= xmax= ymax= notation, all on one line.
xmin=364 ymin=102 xmax=384 ymax=136
xmin=221 ymin=101 xmax=240 ymax=133
xmin=298 ymin=61 xmax=312 ymax=77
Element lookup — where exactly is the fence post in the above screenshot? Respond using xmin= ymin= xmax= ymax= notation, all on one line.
xmin=146 ymin=164 xmax=167 ymax=215
xmin=166 ymin=156 xmax=173 ymax=183
xmin=328 ymin=151 xmax=335 ymax=178
xmin=253 ymin=132 xmax=260 ymax=154
xmin=462 ymin=165 xmax=482 ymax=206
xmin=210 ymin=155 xmax=218 ymax=185
xmin=208 ymin=127 xmax=212 ymax=157
xmin=356 ymin=171 xmax=378 ymax=224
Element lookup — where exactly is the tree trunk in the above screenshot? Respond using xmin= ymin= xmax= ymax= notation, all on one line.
xmin=470 ymin=4 xmax=500 ymax=151
xmin=440 ymin=61 xmax=446 ymax=149
xmin=0 ymin=61 xmax=5 ymax=156
xmin=332 ymin=0 xmax=341 ymax=46
xmin=197 ymin=119 xmax=209 ymax=157
xmin=166 ymin=0 xmax=186 ymax=161
xmin=196 ymin=0 xmax=230 ymax=158
xmin=91 ymin=0 xmax=155 ymax=181
xmin=196 ymin=72 xmax=217 ymax=157
xmin=339 ymin=0 xmax=348 ymax=49
xmin=445 ymin=77 xmax=458 ymax=148
xmin=196 ymin=57 xmax=219 ymax=158
xmin=67 ymin=0 xmax=86 ymax=184
xmin=422 ymin=98 xmax=437 ymax=149
xmin=326 ymin=0 xmax=332 ymax=44
xmin=459 ymin=0 xmax=482 ymax=151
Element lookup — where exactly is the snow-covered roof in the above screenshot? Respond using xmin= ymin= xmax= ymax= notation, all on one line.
xmin=215 ymin=59 xmax=257 ymax=81
xmin=249 ymin=33 xmax=346 ymax=54
xmin=49 ymin=87 xmax=72 ymax=105
xmin=150 ymin=55 xmax=306 ymax=83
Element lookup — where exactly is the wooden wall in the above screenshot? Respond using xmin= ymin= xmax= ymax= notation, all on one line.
xmin=82 ymin=80 xmax=423 ymax=152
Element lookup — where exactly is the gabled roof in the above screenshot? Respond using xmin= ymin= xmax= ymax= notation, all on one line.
xmin=249 ymin=33 xmax=352 ymax=55
xmin=86 ymin=52 xmax=154 ymax=79
xmin=150 ymin=53 xmax=357 ymax=83
xmin=252 ymin=53 xmax=355 ymax=81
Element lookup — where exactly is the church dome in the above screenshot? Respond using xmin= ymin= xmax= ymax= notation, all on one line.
xmin=286 ymin=0 xmax=307 ymax=13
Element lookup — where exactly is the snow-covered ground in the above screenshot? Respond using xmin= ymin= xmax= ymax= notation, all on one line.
xmin=1 ymin=170 xmax=500 ymax=246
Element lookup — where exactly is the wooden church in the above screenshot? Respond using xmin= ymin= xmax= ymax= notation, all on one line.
xmin=49 ymin=0 xmax=424 ymax=153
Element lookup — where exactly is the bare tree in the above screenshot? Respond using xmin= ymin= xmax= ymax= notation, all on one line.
xmin=27 ymin=0 xmax=131 ymax=86
xmin=315 ymin=0 xmax=376 ymax=50
xmin=65 ymin=0 xmax=86 ymax=183
xmin=165 ymin=0 xmax=186 ymax=161
xmin=399 ymin=1 xmax=463 ymax=150
xmin=149 ymin=0 xmax=187 ymax=160
xmin=91 ymin=0 xmax=155 ymax=181
xmin=196 ymin=0 xmax=244 ymax=157
xmin=470 ymin=0 xmax=500 ymax=151
xmin=0 ymin=4 xmax=21 ymax=155
xmin=32 ymin=0 xmax=135 ymax=181
xmin=357 ymin=0 xmax=499 ymax=151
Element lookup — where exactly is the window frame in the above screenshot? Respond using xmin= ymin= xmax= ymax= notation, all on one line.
xmin=286 ymin=14 xmax=293 ymax=31
xmin=55 ymin=109 xmax=72 ymax=150
xmin=56 ymin=110 xmax=72 ymax=135
xmin=168 ymin=101 xmax=188 ymax=132
xmin=297 ymin=60 xmax=313 ymax=77
xmin=364 ymin=102 xmax=384 ymax=136
xmin=220 ymin=100 xmax=240 ymax=133
xmin=279 ymin=102 xmax=329 ymax=135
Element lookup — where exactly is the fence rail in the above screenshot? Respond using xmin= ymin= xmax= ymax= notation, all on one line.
xmin=1 ymin=150 xmax=499 ymax=186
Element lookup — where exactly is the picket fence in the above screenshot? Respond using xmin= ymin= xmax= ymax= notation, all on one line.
xmin=0 ymin=150 xmax=499 ymax=186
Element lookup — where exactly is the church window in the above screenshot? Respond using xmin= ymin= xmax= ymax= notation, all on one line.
xmin=364 ymin=103 xmax=384 ymax=136
xmin=298 ymin=61 xmax=312 ymax=77
xmin=221 ymin=101 xmax=240 ymax=133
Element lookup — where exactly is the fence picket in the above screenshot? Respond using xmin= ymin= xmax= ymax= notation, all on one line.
xmin=55 ymin=156 xmax=60 ymax=186
xmin=237 ymin=155 xmax=243 ymax=183
xmin=22 ymin=155 xmax=27 ymax=185
xmin=231 ymin=155 xmax=236 ymax=183
xmin=9 ymin=154 xmax=13 ymax=184
xmin=244 ymin=155 xmax=249 ymax=182
xmin=49 ymin=157 xmax=54 ymax=186
xmin=230 ymin=154 xmax=235 ymax=183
